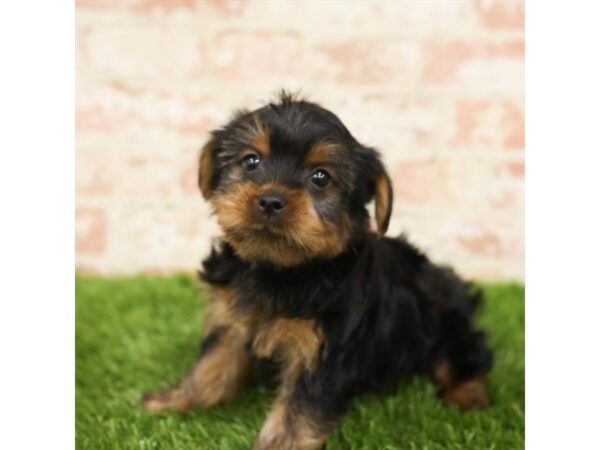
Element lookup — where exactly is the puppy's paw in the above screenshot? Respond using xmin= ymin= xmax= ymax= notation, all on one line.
xmin=139 ymin=387 xmax=191 ymax=414
xmin=254 ymin=408 xmax=326 ymax=450
xmin=443 ymin=377 xmax=491 ymax=411
xmin=254 ymin=433 xmax=324 ymax=450
xmin=253 ymin=433 xmax=293 ymax=450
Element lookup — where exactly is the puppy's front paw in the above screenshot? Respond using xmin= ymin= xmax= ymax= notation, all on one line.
xmin=254 ymin=404 xmax=326 ymax=450
xmin=253 ymin=432 xmax=293 ymax=450
xmin=140 ymin=387 xmax=191 ymax=414
xmin=254 ymin=433 xmax=325 ymax=450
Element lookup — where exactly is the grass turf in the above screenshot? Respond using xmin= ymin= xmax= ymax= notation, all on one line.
xmin=76 ymin=275 xmax=524 ymax=450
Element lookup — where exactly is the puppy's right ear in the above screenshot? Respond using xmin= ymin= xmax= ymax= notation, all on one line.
xmin=198 ymin=134 xmax=220 ymax=200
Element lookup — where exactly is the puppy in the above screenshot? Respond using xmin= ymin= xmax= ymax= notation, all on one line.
xmin=141 ymin=92 xmax=493 ymax=450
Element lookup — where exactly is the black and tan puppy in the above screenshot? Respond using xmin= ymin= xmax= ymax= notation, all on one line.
xmin=141 ymin=92 xmax=493 ymax=450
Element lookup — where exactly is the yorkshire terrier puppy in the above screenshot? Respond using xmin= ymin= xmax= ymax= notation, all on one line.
xmin=141 ymin=92 xmax=493 ymax=450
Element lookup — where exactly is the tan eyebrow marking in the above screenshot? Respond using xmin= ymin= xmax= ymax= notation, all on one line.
xmin=250 ymin=121 xmax=270 ymax=158
xmin=234 ymin=114 xmax=270 ymax=157
xmin=304 ymin=142 xmax=342 ymax=167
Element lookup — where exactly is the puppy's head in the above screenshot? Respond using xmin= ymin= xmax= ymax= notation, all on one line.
xmin=199 ymin=92 xmax=393 ymax=268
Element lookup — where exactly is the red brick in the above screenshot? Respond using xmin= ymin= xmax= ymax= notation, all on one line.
xmin=392 ymin=208 xmax=523 ymax=265
xmin=76 ymin=149 xmax=202 ymax=200
xmin=76 ymin=151 xmax=116 ymax=197
xmin=124 ymin=0 xmax=245 ymax=15
xmin=449 ymin=215 xmax=522 ymax=261
xmin=476 ymin=0 xmax=524 ymax=30
xmin=126 ymin=0 xmax=198 ymax=13
xmin=73 ymin=0 xmax=525 ymax=280
xmin=108 ymin=203 xmax=217 ymax=272
xmin=356 ymin=93 xmax=454 ymax=149
xmin=457 ymin=229 xmax=503 ymax=257
xmin=390 ymin=157 xmax=524 ymax=213
xmin=213 ymin=30 xmax=302 ymax=81
xmin=312 ymin=40 xmax=420 ymax=84
xmin=76 ymin=208 xmax=108 ymax=255
xmin=77 ymin=26 xmax=207 ymax=81
xmin=241 ymin=1 xmax=473 ymax=35
xmin=76 ymin=86 xmax=221 ymax=136
xmin=453 ymin=99 xmax=524 ymax=150
xmin=392 ymin=159 xmax=453 ymax=204
xmin=76 ymin=0 xmax=117 ymax=10
xmin=501 ymin=161 xmax=525 ymax=178
xmin=424 ymin=41 xmax=524 ymax=85
xmin=76 ymin=104 xmax=120 ymax=133
xmin=180 ymin=161 xmax=200 ymax=196
xmin=488 ymin=160 xmax=525 ymax=210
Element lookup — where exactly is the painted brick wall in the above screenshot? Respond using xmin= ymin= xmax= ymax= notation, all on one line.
xmin=76 ymin=0 xmax=524 ymax=280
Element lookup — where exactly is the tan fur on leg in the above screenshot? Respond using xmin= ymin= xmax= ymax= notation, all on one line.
xmin=141 ymin=288 xmax=252 ymax=413
xmin=434 ymin=360 xmax=491 ymax=411
xmin=140 ymin=331 xmax=250 ymax=413
xmin=140 ymin=385 xmax=192 ymax=414
xmin=254 ymin=401 xmax=328 ymax=450
xmin=443 ymin=377 xmax=490 ymax=411
xmin=253 ymin=318 xmax=330 ymax=450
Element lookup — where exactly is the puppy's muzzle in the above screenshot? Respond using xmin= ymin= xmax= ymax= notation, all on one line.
xmin=257 ymin=191 xmax=287 ymax=218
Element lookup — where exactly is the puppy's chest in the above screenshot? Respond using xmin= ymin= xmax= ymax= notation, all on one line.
xmin=250 ymin=315 xmax=324 ymax=373
xmin=222 ymin=286 xmax=324 ymax=373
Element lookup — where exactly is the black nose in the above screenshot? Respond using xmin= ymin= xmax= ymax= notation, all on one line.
xmin=258 ymin=192 xmax=287 ymax=217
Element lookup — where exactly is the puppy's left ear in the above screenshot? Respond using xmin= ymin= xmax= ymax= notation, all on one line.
xmin=198 ymin=134 xmax=221 ymax=200
xmin=373 ymin=167 xmax=393 ymax=236
xmin=360 ymin=145 xmax=393 ymax=236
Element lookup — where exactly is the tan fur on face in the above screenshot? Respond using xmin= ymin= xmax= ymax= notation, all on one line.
xmin=235 ymin=113 xmax=270 ymax=157
xmin=199 ymin=114 xmax=269 ymax=199
xmin=211 ymin=182 xmax=350 ymax=267
xmin=304 ymin=142 xmax=342 ymax=167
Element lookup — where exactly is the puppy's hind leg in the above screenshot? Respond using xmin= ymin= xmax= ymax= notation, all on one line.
xmin=434 ymin=359 xmax=491 ymax=411
xmin=426 ymin=274 xmax=494 ymax=410
xmin=432 ymin=314 xmax=493 ymax=411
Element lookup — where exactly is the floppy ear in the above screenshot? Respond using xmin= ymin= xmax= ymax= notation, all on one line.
xmin=198 ymin=135 xmax=220 ymax=200
xmin=373 ymin=168 xmax=393 ymax=236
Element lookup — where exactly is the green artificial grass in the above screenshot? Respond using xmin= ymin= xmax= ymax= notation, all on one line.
xmin=76 ymin=275 xmax=524 ymax=450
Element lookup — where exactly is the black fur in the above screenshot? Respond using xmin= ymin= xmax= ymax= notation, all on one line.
xmin=200 ymin=236 xmax=492 ymax=423
xmin=197 ymin=327 xmax=225 ymax=358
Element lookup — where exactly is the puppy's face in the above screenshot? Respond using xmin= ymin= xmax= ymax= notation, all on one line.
xmin=199 ymin=94 xmax=393 ymax=267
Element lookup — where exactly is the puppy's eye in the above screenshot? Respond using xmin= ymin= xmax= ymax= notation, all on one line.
xmin=242 ymin=153 xmax=261 ymax=172
xmin=310 ymin=169 xmax=331 ymax=189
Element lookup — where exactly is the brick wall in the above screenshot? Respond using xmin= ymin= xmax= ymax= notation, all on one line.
xmin=75 ymin=0 xmax=524 ymax=280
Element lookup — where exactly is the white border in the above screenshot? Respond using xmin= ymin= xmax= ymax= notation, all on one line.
xmin=0 ymin=1 xmax=74 ymax=449
xmin=2 ymin=0 xmax=600 ymax=448
xmin=527 ymin=1 xmax=600 ymax=448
